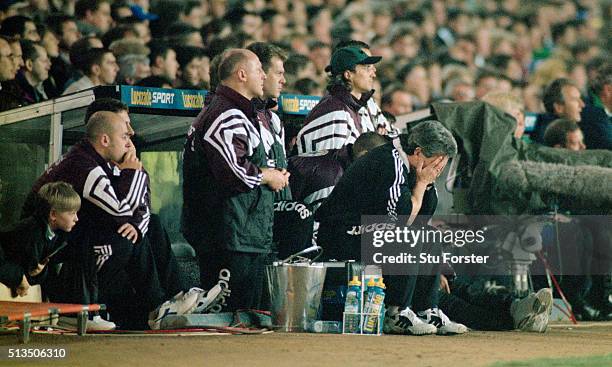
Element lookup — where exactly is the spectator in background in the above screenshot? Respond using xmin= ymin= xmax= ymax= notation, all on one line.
xmin=0 ymin=36 xmax=22 ymax=111
xmin=37 ymin=25 xmax=58 ymax=56
xmin=198 ymin=52 xmax=211 ymax=90
xmin=444 ymin=78 xmax=475 ymax=102
xmin=543 ymin=118 xmax=586 ymax=151
xmin=308 ymin=41 xmax=331 ymax=86
xmin=116 ymin=54 xmax=150 ymax=85
xmin=389 ymin=28 xmax=420 ymax=62
xmin=284 ymin=53 xmax=316 ymax=88
xmin=111 ymin=0 xmax=133 ymax=21
xmin=475 ymin=71 xmax=499 ymax=99
xmin=293 ymin=78 xmax=322 ymax=96
xmin=117 ymin=16 xmax=152 ymax=45
xmin=580 ymin=64 xmax=612 ymax=150
xmin=108 ymin=39 xmax=149 ymax=60
xmin=551 ymin=21 xmax=579 ymax=54
xmin=179 ymin=1 xmax=206 ymax=29
xmin=46 ymin=15 xmax=81 ymax=92
xmin=481 ymin=91 xmax=526 ymax=139
xmin=237 ymin=9 xmax=264 ymax=42
xmin=136 ymin=75 xmax=173 ymax=89
xmin=7 ymin=37 xmax=24 ymax=74
xmin=63 ymin=47 xmax=118 ymax=94
xmin=38 ymin=27 xmax=61 ymax=95
xmin=175 ymin=46 xmax=205 ymax=89
xmin=534 ymin=78 xmax=585 ymax=144
xmin=15 ymin=40 xmax=57 ymax=105
xmin=63 ymin=35 xmax=103 ymax=89
xmin=399 ymin=62 xmax=430 ymax=110
xmin=129 ymin=4 xmax=158 ymax=22
xmin=438 ymin=35 xmax=476 ymax=69
xmin=261 ymin=9 xmax=289 ymax=43
xmin=0 ymin=15 xmax=40 ymax=42
xmin=488 ymin=54 xmax=523 ymax=83
xmin=382 ymin=85 xmax=414 ymax=117
xmin=149 ymin=44 xmax=179 ymax=85
xmin=0 ymin=2 xmax=23 ymax=23
xmin=74 ymin=0 xmax=112 ymax=37
xmin=308 ymin=6 xmax=332 ymax=44
xmin=101 ymin=24 xmax=139 ymax=48
xmin=165 ymin=22 xmax=204 ymax=48
xmin=0 ymin=36 xmax=26 ymax=107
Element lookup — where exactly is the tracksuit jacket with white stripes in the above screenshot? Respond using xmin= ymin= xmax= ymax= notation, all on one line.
xmin=288 ymin=148 xmax=352 ymax=211
xmin=297 ymin=85 xmax=376 ymax=154
xmin=182 ymin=85 xmax=275 ymax=253
xmin=23 ymin=139 xmax=149 ymax=243
xmin=315 ymin=140 xmax=438 ymax=260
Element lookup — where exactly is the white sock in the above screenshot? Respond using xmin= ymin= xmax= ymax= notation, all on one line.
xmin=386 ymin=305 xmax=400 ymax=316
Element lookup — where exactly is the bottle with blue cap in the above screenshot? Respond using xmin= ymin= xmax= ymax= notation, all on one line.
xmin=343 ymin=276 xmax=362 ymax=333
xmin=362 ymin=277 xmax=385 ymax=334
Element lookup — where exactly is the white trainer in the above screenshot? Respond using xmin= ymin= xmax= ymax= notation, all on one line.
xmin=148 ymin=287 xmax=201 ymax=330
xmin=528 ymin=312 xmax=549 ymax=333
xmin=417 ymin=308 xmax=468 ymax=335
xmin=383 ymin=307 xmax=437 ymax=335
xmin=511 ymin=288 xmax=553 ymax=331
xmin=58 ymin=315 xmax=116 ymax=331
xmin=193 ymin=283 xmax=227 ymax=314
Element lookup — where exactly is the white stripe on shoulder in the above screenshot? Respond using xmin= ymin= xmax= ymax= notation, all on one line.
xmin=386 ymin=149 xmax=405 ymax=221
xmin=297 ymin=110 xmax=356 ymax=153
xmin=203 ymin=109 xmax=262 ymax=188
xmin=83 ymin=167 xmax=134 ymax=217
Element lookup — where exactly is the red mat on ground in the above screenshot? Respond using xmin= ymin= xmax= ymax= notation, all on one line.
xmin=0 ymin=301 xmax=102 ymax=322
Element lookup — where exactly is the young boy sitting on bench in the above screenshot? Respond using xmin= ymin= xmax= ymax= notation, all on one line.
xmin=0 ymin=181 xmax=80 ymax=298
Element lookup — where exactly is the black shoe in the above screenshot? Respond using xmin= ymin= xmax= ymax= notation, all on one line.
xmin=573 ymin=302 xmax=600 ymax=321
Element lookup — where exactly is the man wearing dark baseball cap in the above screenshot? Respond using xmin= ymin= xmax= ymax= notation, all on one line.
xmin=327 ymin=47 xmax=382 ymax=75
xmin=297 ymin=46 xmax=383 ymax=154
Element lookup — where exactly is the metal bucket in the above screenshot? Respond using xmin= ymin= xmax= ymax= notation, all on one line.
xmin=266 ymin=246 xmax=327 ymax=332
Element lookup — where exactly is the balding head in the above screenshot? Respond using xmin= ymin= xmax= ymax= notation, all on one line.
xmin=86 ymin=111 xmax=122 ymax=140
xmin=353 ymin=132 xmax=388 ymax=159
xmin=218 ymin=48 xmax=265 ymax=100
xmin=218 ymin=49 xmax=251 ymax=82
xmin=86 ymin=110 xmax=133 ymax=162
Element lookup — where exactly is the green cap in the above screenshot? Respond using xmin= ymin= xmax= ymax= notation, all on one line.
xmin=328 ymin=46 xmax=382 ymax=75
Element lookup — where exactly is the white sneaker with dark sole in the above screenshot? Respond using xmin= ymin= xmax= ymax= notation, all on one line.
xmin=417 ymin=308 xmax=468 ymax=335
xmin=511 ymin=288 xmax=553 ymax=331
xmin=383 ymin=307 xmax=437 ymax=335
xmin=193 ymin=283 xmax=227 ymax=314
xmin=148 ymin=287 xmax=201 ymax=330
xmin=58 ymin=315 xmax=116 ymax=331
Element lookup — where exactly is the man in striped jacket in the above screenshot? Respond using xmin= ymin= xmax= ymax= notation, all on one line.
xmin=316 ymin=121 xmax=468 ymax=336
xmin=182 ymin=49 xmax=289 ymax=311
xmin=247 ymin=42 xmax=291 ymax=201
xmin=297 ymin=46 xmax=382 ymax=154
xmin=23 ymin=111 xmax=195 ymax=329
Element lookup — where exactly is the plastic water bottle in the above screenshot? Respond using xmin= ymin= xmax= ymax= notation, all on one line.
xmin=362 ymin=278 xmax=385 ymax=334
xmin=307 ymin=320 xmax=342 ymax=333
xmin=343 ymin=276 xmax=362 ymax=333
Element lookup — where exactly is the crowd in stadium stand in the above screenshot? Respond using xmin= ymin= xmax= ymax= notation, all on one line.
xmin=0 ymin=0 xmax=610 ymax=332
xmin=0 ymin=1 xmax=609 ymax=125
